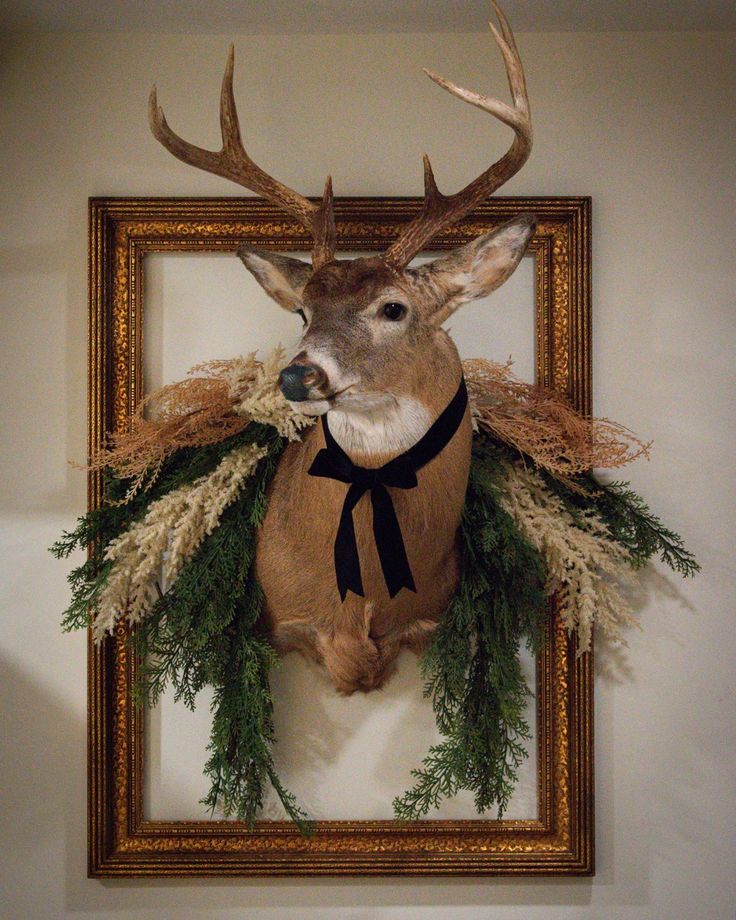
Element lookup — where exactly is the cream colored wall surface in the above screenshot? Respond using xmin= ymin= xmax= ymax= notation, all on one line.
xmin=1 ymin=27 xmax=734 ymax=920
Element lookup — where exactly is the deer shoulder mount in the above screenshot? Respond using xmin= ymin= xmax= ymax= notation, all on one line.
xmin=149 ymin=4 xmax=535 ymax=693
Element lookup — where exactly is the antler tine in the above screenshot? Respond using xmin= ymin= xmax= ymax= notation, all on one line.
xmin=312 ymin=175 xmax=337 ymax=271
xmin=149 ymin=85 xmax=223 ymax=176
xmin=219 ymin=44 xmax=244 ymax=157
xmin=149 ymin=46 xmax=336 ymax=268
xmin=490 ymin=0 xmax=528 ymax=111
xmin=383 ymin=1 xmax=532 ymax=269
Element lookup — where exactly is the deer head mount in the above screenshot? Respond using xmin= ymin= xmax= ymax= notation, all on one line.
xmin=148 ymin=3 xmax=537 ymax=692
xmin=149 ymin=2 xmax=534 ymax=428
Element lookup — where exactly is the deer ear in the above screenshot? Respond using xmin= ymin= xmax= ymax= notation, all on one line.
xmin=237 ymin=248 xmax=313 ymax=312
xmin=416 ymin=215 xmax=537 ymax=326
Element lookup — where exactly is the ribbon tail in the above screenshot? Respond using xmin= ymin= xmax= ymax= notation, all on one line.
xmin=371 ymin=485 xmax=417 ymax=598
xmin=334 ymin=483 xmax=365 ymax=601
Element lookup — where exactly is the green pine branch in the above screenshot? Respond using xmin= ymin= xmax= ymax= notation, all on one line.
xmin=50 ymin=422 xmax=283 ymax=637
xmin=394 ymin=436 xmax=549 ymax=822
xmin=53 ymin=426 xmax=309 ymax=830
xmin=541 ymin=471 xmax=700 ymax=576
xmin=200 ymin=619 xmax=311 ymax=832
xmin=53 ymin=413 xmax=699 ymax=829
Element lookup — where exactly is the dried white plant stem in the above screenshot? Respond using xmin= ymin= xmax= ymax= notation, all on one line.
xmin=92 ymin=442 xmax=267 ymax=642
xmin=500 ymin=462 xmax=638 ymax=652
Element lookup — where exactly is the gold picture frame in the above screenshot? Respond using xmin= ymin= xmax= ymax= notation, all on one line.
xmin=87 ymin=194 xmax=593 ymax=877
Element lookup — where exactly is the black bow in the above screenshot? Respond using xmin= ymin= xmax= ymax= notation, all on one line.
xmin=308 ymin=377 xmax=468 ymax=601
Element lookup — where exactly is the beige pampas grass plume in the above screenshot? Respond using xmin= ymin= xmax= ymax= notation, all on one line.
xmin=92 ymin=442 xmax=267 ymax=642
xmin=500 ymin=462 xmax=639 ymax=652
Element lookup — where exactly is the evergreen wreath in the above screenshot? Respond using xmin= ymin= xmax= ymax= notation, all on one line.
xmin=52 ymin=349 xmax=698 ymax=831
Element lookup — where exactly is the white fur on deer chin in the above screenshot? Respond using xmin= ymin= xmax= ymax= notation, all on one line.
xmin=287 ymin=397 xmax=331 ymax=417
xmin=326 ymin=394 xmax=432 ymax=457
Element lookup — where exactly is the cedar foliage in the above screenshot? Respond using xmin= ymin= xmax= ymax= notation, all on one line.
xmin=392 ymin=437 xmax=549 ymax=820
xmin=541 ymin=472 xmax=700 ymax=576
xmin=52 ymin=424 xmax=698 ymax=829
xmin=51 ymin=423 xmax=310 ymax=829
xmin=392 ymin=435 xmax=699 ymax=820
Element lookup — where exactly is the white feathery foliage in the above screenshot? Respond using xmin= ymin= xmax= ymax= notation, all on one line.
xmin=228 ymin=347 xmax=315 ymax=441
xmin=92 ymin=442 xmax=267 ymax=642
xmin=499 ymin=462 xmax=638 ymax=652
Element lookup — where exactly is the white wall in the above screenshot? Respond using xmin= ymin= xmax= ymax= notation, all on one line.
xmin=1 ymin=27 xmax=734 ymax=920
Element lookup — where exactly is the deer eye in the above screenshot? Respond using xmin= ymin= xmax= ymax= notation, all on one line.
xmin=382 ymin=301 xmax=406 ymax=321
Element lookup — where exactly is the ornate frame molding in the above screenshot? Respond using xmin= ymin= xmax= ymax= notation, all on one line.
xmin=87 ymin=195 xmax=593 ymax=876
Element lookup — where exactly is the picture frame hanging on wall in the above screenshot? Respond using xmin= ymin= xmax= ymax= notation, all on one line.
xmin=85 ymin=193 xmax=593 ymax=877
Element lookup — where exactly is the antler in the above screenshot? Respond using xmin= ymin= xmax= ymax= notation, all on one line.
xmin=149 ymin=46 xmax=336 ymax=269
xmin=383 ymin=1 xmax=532 ymax=269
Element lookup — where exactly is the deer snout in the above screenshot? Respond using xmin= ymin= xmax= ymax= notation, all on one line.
xmin=278 ymin=359 xmax=326 ymax=402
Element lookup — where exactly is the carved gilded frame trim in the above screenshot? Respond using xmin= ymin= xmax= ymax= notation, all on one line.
xmin=87 ymin=195 xmax=592 ymax=877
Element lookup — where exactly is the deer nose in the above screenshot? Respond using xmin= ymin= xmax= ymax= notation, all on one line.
xmin=278 ymin=361 xmax=325 ymax=401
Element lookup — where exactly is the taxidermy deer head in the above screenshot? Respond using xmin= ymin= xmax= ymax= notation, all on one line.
xmin=149 ymin=2 xmax=537 ymax=693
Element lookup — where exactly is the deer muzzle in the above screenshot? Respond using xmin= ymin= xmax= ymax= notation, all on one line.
xmin=278 ymin=358 xmax=327 ymax=402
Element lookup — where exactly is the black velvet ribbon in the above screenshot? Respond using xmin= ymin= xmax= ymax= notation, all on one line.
xmin=308 ymin=377 xmax=468 ymax=601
